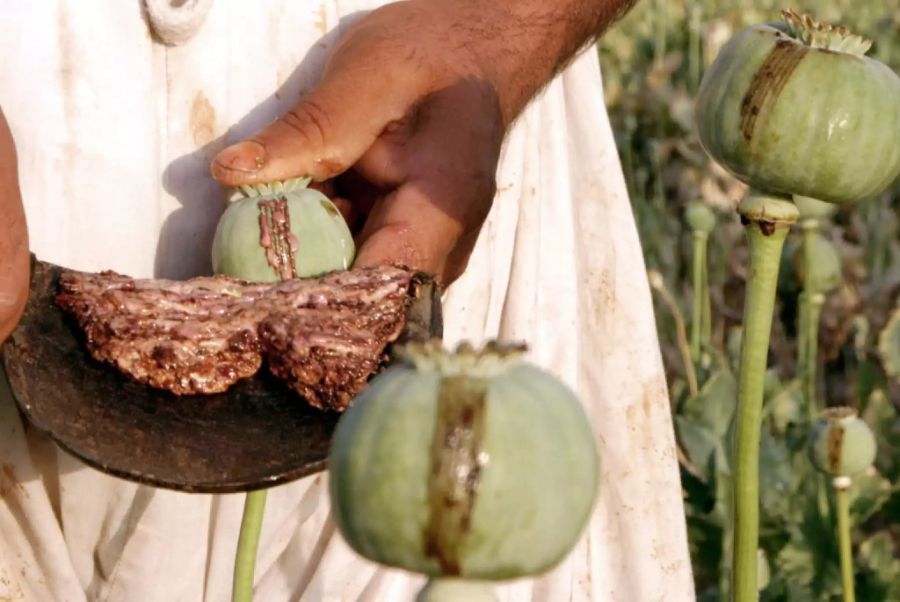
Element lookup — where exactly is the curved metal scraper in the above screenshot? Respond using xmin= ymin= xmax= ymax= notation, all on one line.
xmin=1 ymin=257 xmax=442 ymax=493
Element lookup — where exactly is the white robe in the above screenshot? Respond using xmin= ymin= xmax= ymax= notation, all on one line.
xmin=0 ymin=1 xmax=695 ymax=600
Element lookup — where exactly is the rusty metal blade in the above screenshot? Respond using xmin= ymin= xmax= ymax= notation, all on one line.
xmin=1 ymin=257 xmax=442 ymax=493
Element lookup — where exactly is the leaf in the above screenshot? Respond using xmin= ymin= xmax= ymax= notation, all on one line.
xmin=783 ymin=450 xmax=822 ymax=527
xmin=681 ymin=369 xmax=738 ymax=437
xmin=726 ymin=326 xmax=743 ymax=375
xmin=775 ymin=523 xmax=842 ymax=601
xmin=759 ymin=430 xmax=794 ymax=524
xmin=862 ymin=388 xmax=900 ymax=481
xmin=695 ymin=589 xmax=721 ymax=602
xmin=763 ymin=378 xmax=803 ymax=436
xmin=685 ymin=512 xmax=724 ymax=593
xmin=757 ymin=548 xmax=771 ymax=592
xmin=883 ymin=488 xmax=900 ymax=533
xmin=762 ymin=368 xmax=783 ymax=401
xmin=855 ymin=360 xmax=885 ymax=405
xmin=848 ymin=468 xmax=892 ymax=525
xmin=856 ymin=531 xmax=900 ymax=602
xmin=857 ymin=531 xmax=897 ymax=584
xmin=682 ymin=463 xmax=720 ymax=520
xmin=676 ymin=416 xmax=721 ymax=483
xmin=862 ymin=388 xmax=896 ymax=431
xmin=775 ymin=536 xmax=816 ymax=588
xmin=712 ymin=467 xmax=733 ymax=594
xmin=676 ymin=369 xmax=738 ymax=479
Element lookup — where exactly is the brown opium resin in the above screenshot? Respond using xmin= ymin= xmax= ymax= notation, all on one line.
xmin=258 ymin=197 xmax=299 ymax=280
xmin=260 ymin=303 xmax=407 ymax=411
xmin=56 ymin=266 xmax=421 ymax=410
xmin=739 ymin=39 xmax=808 ymax=143
xmin=424 ymin=376 xmax=488 ymax=574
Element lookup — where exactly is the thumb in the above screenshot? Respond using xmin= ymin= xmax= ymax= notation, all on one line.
xmin=211 ymin=52 xmax=427 ymax=187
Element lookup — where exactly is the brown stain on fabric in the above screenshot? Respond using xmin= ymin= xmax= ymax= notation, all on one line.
xmin=190 ymin=91 xmax=216 ymax=147
xmin=424 ymin=376 xmax=488 ymax=575
xmin=314 ymin=4 xmax=328 ymax=35
xmin=642 ymin=380 xmax=658 ymax=418
xmin=739 ymin=40 xmax=808 ymax=142
xmin=58 ymin=10 xmax=75 ymax=106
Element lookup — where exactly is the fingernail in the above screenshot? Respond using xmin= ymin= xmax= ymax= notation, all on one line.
xmin=214 ymin=140 xmax=267 ymax=173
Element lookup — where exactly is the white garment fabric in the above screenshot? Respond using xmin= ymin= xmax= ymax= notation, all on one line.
xmin=0 ymin=1 xmax=694 ymax=600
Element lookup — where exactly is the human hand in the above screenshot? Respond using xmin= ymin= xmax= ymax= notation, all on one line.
xmin=211 ymin=0 xmax=634 ymax=285
xmin=0 ymin=108 xmax=29 ymax=343
xmin=212 ymin=2 xmax=504 ymax=286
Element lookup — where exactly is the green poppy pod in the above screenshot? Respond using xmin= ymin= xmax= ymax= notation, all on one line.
xmin=695 ymin=11 xmax=900 ymax=204
xmin=328 ymin=342 xmax=599 ymax=581
xmin=808 ymin=407 xmax=877 ymax=477
xmin=211 ymin=178 xmax=354 ymax=282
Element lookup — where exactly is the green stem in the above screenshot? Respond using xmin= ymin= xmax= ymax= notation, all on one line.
xmin=233 ymin=489 xmax=268 ymax=602
xmin=801 ymin=224 xmax=819 ymax=419
xmin=691 ymin=231 xmax=709 ymax=364
xmin=732 ymin=193 xmax=797 ymax=602
xmin=653 ymin=0 xmax=667 ymax=71
xmin=834 ymin=478 xmax=856 ymax=602
xmin=687 ymin=2 xmax=702 ymax=93
xmin=797 ymin=291 xmax=808 ymax=395
xmin=804 ymin=293 xmax=824 ymax=420
xmin=416 ymin=578 xmax=498 ymax=602
xmin=867 ymin=194 xmax=887 ymax=282
xmin=702 ymin=270 xmax=712 ymax=360
xmin=798 ymin=292 xmax=832 ymax=522
xmin=649 ymin=271 xmax=699 ymax=397
xmin=720 ymin=470 xmax=735 ymax=602
xmin=815 ymin=470 xmax=831 ymax=559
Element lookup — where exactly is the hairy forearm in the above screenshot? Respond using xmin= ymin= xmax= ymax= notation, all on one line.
xmin=0 ymin=109 xmax=29 ymax=343
xmin=450 ymin=0 xmax=638 ymax=125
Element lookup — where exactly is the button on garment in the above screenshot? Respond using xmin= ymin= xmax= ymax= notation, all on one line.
xmin=0 ymin=1 xmax=694 ymax=600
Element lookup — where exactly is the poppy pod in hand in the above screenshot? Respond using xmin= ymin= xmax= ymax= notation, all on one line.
xmin=211 ymin=177 xmax=355 ymax=282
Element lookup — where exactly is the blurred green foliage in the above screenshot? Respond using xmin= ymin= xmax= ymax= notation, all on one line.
xmin=598 ymin=2 xmax=900 ymax=599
